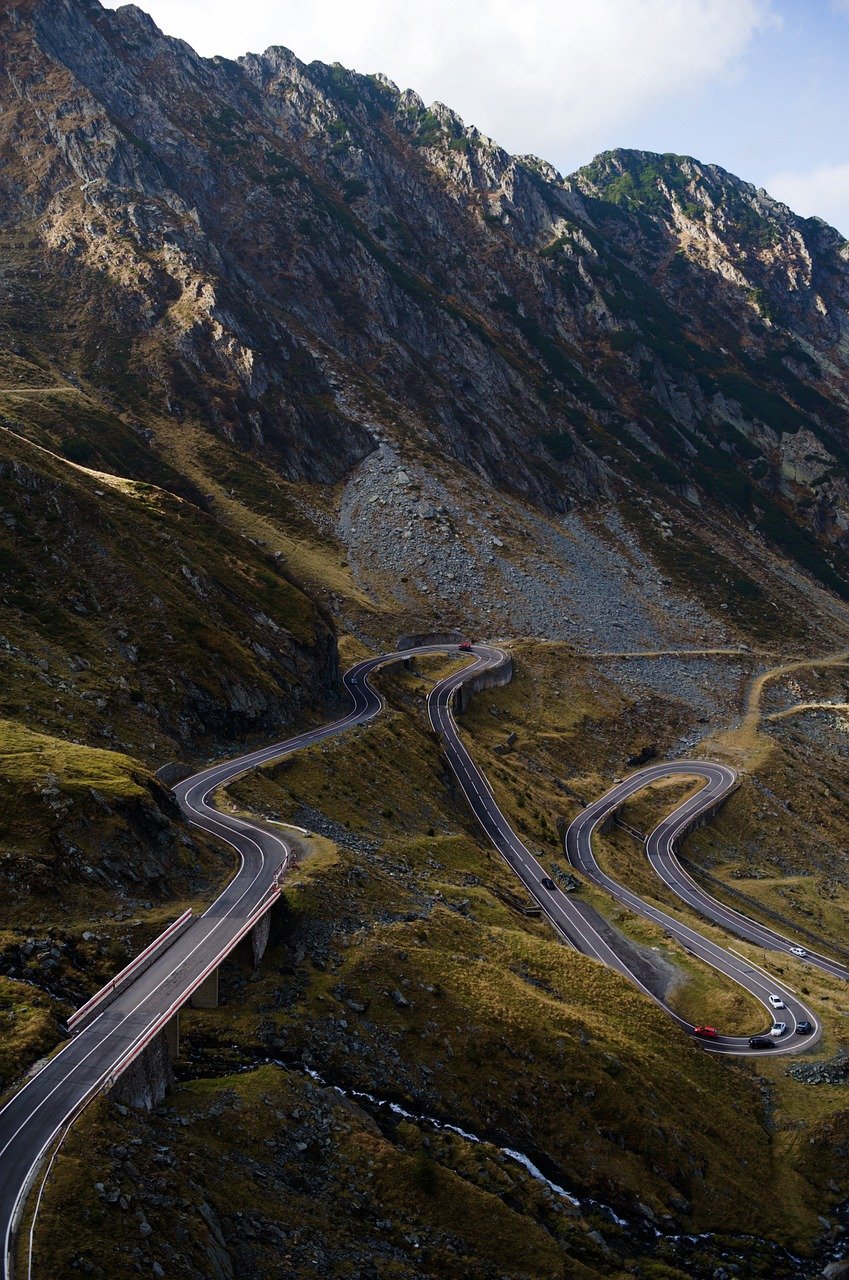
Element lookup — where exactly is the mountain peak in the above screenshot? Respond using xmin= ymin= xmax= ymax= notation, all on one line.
xmin=573 ymin=147 xmax=757 ymax=215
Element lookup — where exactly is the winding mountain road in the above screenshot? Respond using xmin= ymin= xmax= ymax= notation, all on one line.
xmin=426 ymin=648 xmax=829 ymax=1055
xmin=1 ymin=642 xmax=840 ymax=1277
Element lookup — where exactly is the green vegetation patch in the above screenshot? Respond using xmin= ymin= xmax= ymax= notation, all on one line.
xmin=0 ymin=975 xmax=61 ymax=1089
xmin=0 ymin=720 xmax=147 ymax=799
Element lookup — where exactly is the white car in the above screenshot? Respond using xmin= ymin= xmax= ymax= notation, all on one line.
xmin=789 ymin=947 xmax=808 ymax=958
xmin=768 ymin=994 xmax=785 ymax=1009
xmin=770 ymin=1022 xmax=787 ymax=1037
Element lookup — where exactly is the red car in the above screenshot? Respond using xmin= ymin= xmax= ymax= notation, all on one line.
xmin=458 ymin=641 xmax=473 ymax=652
xmin=693 ymin=1026 xmax=718 ymax=1039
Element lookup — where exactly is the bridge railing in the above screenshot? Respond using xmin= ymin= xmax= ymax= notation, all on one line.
xmin=67 ymin=909 xmax=194 ymax=1033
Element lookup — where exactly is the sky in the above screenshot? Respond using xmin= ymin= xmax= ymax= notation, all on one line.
xmin=103 ymin=0 xmax=849 ymax=235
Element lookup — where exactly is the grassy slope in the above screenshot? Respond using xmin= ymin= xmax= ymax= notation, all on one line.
xmin=213 ymin=653 xmax=849 ymax=1220
xmin=0 ymin=421 xmax=338 ymax=1088
xmin=31 ymin=1070 xmax=611 ymax=1280
xmin=424 ymin=651 xmax=849 ymax=1222
xmin=0 ymin=426 xmax=327 ymax=755
xmin=687 ymin=655 xmax=849 ymax=956
xmin=0 ymin=718 xmax=223 ymax=924
xmin=37 ymin=659 xmax=838 ymax=1259
xmin=0 ymin=341 xmax=377 ymax=624
xmin=0 ymin=719 xmax=233 ymax=1087
xmin=0 ymin=976 xmax=57 ymax=1089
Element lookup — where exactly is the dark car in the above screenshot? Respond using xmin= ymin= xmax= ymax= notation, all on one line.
xmin=796 ymin=1020 xmax=814 ymax=1035
xmin=693 ymin=1026 xmax=718 ymax=1039
xmin=748 ymin=1036 xmax=773 ymax=1049
xmin=458 ymin=641 xmax=473 ymax=652
xmin=540 ymin=876 xmax=557 ymax=891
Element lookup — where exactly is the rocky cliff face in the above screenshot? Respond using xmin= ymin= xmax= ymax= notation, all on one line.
xmin=4 ymin=0 xmax=849 ymax=602
xmin=569 ymin=151 xmax=849 ymax=556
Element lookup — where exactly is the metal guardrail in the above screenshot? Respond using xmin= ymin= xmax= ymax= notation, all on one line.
xmin=679 ymin=856 xmax=849 ymax=963
xmin=67 ymin=909 xmax=194 ymax=1033
xmin=614 ymin=818 xmax=645 ymax=841
xmin=70 ymin=853 xmax=295 ymax=1040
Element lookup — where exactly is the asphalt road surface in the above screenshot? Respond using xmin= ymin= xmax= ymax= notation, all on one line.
xmin=424 ymin=650 xmax=825 ymax=1057
xmin=0 ymin=643 xmax=836 ymax=1276
xmin=564 ymin=764 xmax=827 ymax=1054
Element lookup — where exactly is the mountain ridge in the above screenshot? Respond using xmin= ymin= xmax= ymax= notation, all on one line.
xmin=4 ymin=0 xmax=849 ymax=605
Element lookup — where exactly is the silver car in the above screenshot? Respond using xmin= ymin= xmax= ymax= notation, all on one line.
xmin=769 ymin=1022 xmax=787 ymax=1037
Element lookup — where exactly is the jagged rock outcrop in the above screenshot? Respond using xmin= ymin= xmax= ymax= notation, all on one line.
xmin=2 ymin=0 xmax=849 ymax=589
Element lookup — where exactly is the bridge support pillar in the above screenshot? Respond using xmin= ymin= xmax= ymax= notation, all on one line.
xmin=164 ymin=1011 xmax=180 ymax=1062
xmin=251 ymin=912 xmax=271 ymax=968
xmin=190 ymin=967 xmax=218 ymax=1009
xmin=111 ymin=1025 xmax=174 ymax=1110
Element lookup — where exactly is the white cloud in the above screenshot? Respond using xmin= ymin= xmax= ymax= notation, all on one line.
xmin=102 ymin=0 xmax=774 ymax=169
xmin=766 ymin=162 xmax=849 ymax=236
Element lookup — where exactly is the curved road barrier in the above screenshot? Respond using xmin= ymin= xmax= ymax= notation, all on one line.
xmin=1 ymin=643 xmax=840 ymax=1277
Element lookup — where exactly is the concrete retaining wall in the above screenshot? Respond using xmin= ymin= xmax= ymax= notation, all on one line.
xmin=598 ymin=777 xmax=736 ymax=840
xmin=597 ymin=803 xmax=624 ymax=836
xmin=455 ymin=653 xmax=514 ymax=714
xmin=676 ymin=779 xmax=740 ymax=841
